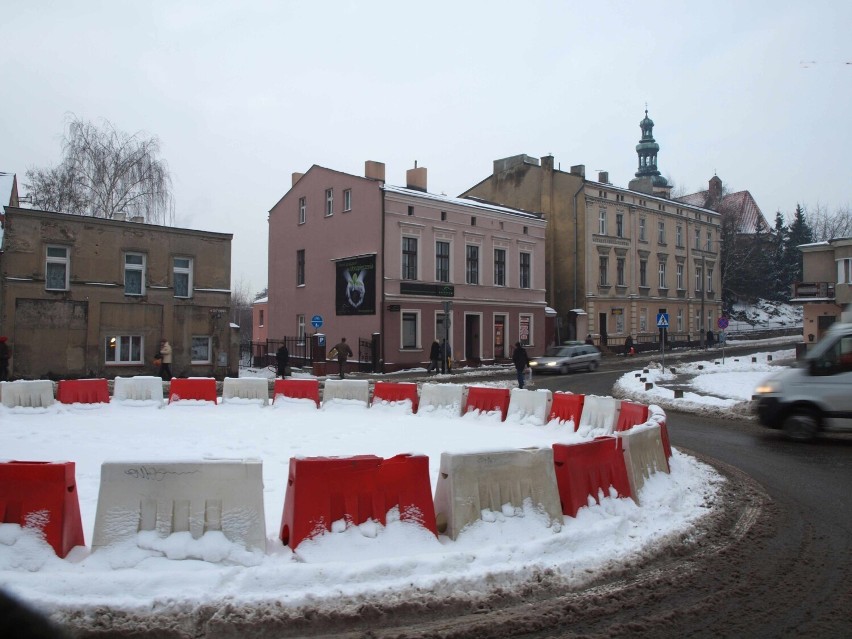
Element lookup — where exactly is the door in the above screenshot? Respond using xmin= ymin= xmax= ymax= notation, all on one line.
xmin=494 ymin=315 xmax=506 ymax=360
xmin=599 ymin=312 xmax=608 ymax=346
xmin=465 ymin=314 xmax=481 ymax=362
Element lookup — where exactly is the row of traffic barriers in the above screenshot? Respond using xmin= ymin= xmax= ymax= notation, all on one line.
xmin=0 ymin=397 xmax=670 ymax=557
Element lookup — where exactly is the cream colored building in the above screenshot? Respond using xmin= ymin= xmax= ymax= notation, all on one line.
xmin=793 ymin=238 xmax=852 ymax=346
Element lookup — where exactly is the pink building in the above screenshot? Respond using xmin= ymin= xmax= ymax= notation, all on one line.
xmin=267 ymin=162 xmax=547 ymax=372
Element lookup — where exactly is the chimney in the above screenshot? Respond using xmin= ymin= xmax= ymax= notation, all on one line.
xmin=130 ymin=216 xmax=144 ymax=223
xmin=570 ymin=164 xmax=586 ymax=178
xmin=598 ymin=171 xmax=609 ymax=184
xmin=114 ymin=211 xmax=126 ymax=221
xmin=406 ymin=165 xmax=427 ymax=192
xmin=292 ymin=172 xmax=304 ymax=186
xmin=365 ymin=161 xmax=386 ymax=182
xmin=541 ymin=155 xmax=554 ymax=171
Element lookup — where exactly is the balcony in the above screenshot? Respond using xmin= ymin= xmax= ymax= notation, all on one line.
xmin=791 ymin=281 xmax=836 ymax=301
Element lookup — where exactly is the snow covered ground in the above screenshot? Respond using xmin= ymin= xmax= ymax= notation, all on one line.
xmin=0 ymin=349 xmax=789 ymax=629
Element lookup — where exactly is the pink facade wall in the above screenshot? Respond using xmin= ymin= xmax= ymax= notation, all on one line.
xmin=252 ymin=299 xmax=268 ymax=343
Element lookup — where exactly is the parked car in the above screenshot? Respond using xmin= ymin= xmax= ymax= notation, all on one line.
xmin=752 ymin=322 xmax=852 ymax=441
xmin=528 ymin=342 xmax=601 ymax=375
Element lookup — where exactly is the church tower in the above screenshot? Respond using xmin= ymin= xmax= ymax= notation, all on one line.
xmin=628 ymin=109 xmax=672 ymax=197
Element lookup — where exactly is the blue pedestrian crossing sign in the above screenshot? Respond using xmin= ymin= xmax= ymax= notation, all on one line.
xmin=656 ymin=313 xmax=669 ymax=328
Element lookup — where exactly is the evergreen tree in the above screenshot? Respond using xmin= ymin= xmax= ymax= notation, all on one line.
xmin=783 ymin=205 xmax=814 ymax=284
xmin=766 ymin=212 xmax=789 ymax=300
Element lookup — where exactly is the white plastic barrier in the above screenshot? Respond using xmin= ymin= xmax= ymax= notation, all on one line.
xmin=615 ymin=424 xmax=670 ymax=504
xmin=0 ymin=380 xmax=55 ymax=408
xmin=433 ymin=448 xmax=563 ymax=540
xmin=418 ymin=383 xmax=465 ymax=417
xmin=322 ymin=379 xmax=370 ymax=407
xmin=577 ymin=395 xmax=620 ymax=437
xmin=222 ymin=377 xmax=269 ymax=404
xmin=92 ymin=459 xmax=266 ymax=551
xmin=506 ymin=388 xmax=552 ymax=425
xmin=113 ymin=376 xmax=164 ymax=403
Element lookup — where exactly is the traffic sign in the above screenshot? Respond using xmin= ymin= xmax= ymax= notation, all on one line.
xmin=311 ymin=315 xmax=323 ymax=329
xmin=656 ymin=313 xmax=669 ymax=328
xmin=717 ymin=316 xmax=729 ymax=330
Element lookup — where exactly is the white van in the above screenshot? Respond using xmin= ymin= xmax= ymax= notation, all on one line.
xmin=752 ymin=322 xmax=852 ymax=441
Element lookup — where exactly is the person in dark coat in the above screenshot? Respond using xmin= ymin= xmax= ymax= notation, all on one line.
xmin=276 ymin=344 xmax=289 ymax=378
xmin=623 ymin=335 xmax=634 ymax=356
xmin=706 ymin=329 xmax=715 ymax=349
xmin=426 ymin=340 xmax=441 ymax=373
xmin=585 ymin=334 xmax=594 ymax=345
xmin=512 ymin=341 xmax=530 ymax=389
xmin=331 ymin=337 xmax=353 ymax=379
xmin=0 ymin=336 xmax=9 ymax=382
xmin=441 ymin=340 xmax=452 ymax=372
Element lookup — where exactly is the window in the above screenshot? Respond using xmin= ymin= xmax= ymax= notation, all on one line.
xmin=696 ymin=311 xmax=702 ymax=332
xmin=519 ymin=314 xmax=532 ymax=346
xmin=466 ymin=245 xmax=479 ymax=285
xmin=639 ymin=218 xmax=647 ymax=241
xmin=408 ymin=205 xmax=414 ymax=216
xmin=325 ymin=189 xmax=333 ymax=216
xmin=299 ymin=197 xmax=306 ymax=224
xmin=173 ymin=257 xmax=193 ymax=298
xmin=259 ymin=310 xmax=264 ymax=327
xmin=297 ymin=314 xmax=306 ymax=341
xmin=615 ymin=310 xmax=625 ymax=334
xmin=297 ymin=249 xmax=305 ymax=286
xmin=640 ymin=308 xmax=647 ymax=332
xmin=695 ymin=266 xmax=703 ymax=292
xmin=599 ymin=209 xmax=607 ymax=234
xmin=45 ymin=245 xmax=69 ymax=291
xmin=707 ymin=267 xmax=714 ymax=292
xmin=599 ymin=256 xmax=609 ymax=285
xmin=677 ymin=309 xmax=684 ymax=332
xmin=706 ymin=230 xmax=713 ymax=251
xmin=658 ymin=221 xmax=666 ymax=244
xmin=694 ymin=228 xmax=701 ymax=249
xmin=402 ymin=311 xmax=419 ymax=349
xmin=471 ymin=216 xmax=477 ymax=226
xmin=343 ymin=189 xmax=352 ymax=212
xmin=494 ymin=248 xmax=506 ymax=286
xmin=658 ymin=261 xmax=667 ymax=288
xmin=839 ymin=258 xmax=852 ymax=283
xmin=124 ymin=253 xmax=146 ymax=295
xmin=617 ymin=258 xmax=625 ymax=286
xmin=191 ymin=336 xmax=212 ymax=364
xmin=519 ymin=252 xmax=531 ymax=289
xmin=440 ymin=211 xmax=447 ymax=221
xmin=639 ymin=259 xmax=648 ymax=287
xmin=105 ymin=335 xmax=142 ymax=365
xmin=402 ymin=237 xmax=418 ymax=280
xmin=676 ymin=263 xmax=684 ymax=290
xmin=616 ymin=213 xmax=624 ymax=238
xmin=436 ymin=313 xmax=449 ymax=344
xmin=436 ymin=241 xmax=450 ymax=282
xmin=676 ymin=224 xmax=683 ymax=247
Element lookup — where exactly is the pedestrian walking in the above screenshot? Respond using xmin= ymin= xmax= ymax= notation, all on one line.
xmin=331 ymin=337 xmax=353 ymax=379
xmin=158 ymin=339 xmax=173 ymax=381
xmin=276 ymin=343 xmax=290 ymax=378
xmin=427 ymin=340 xmax=440 ymax=373
xmin=512 ymin=341 xmax=530 ymax=389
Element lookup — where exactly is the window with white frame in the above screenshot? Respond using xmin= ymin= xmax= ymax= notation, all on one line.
xmin=695 ymin=266 xmax=703 ymax=292
xmin=173 ymin=257 xmax=193 ymax=298
xmin=343 ymin=189 xmax=352 ymax=212
xmin=599 ymin=208 xmax=607 ymax=235
xmin=299 ymin=196 xmax=306 ymax=224
xmin=191 ymin=336 xmax=212 ymax=363
xmin=259 ymin=309 xmax=264 ymax=327
xmin=124 ymin=253 xmax=146 ymax=295
xmin=617 ymin=258 xmax=625 ymax=286
xmin=297 ymin=249 xmax=305 ymax=286
xmin=677 ymin=309 xmax=684 ymax=332
xmin=519 ymin=314 xmax=532 ymax=346
xmin=676 ymin=224 xmax=683 ymax=247
xmin=519 ymin=252 xmax=531 ymax=288
xmin=436 ymin=240 xmax=450 ymax=282
xmin=838 ymin=258 xmax=852 ymax=283
xmin=696 ymin=311 xmax=702 ymax=332
xmin=616 ymin=213 xmax=624 ymax=238
xmin=494 ymin=248 xmax=506 ymax=286
xmin=466 ymin=245 xmax=479 ymax=285
xmin=694 ymin=228 xmax=701 ymax=249
xmin=707 ymin=266 xmax=714 ymax=292
xmin=401 ymin=311 xmax=419 ymax=349
xmin=658 ymin=221 xmax=666 ymax=244
xmin=599 ymin=256 xmax=609 ymax=285
xmin=435 ymin=313 xmax=449 ymax=344
xmin=707 ymin=311 xmax=713 ymax=331
xmin=640 ymin=308 xmax=647 ymax=332
xmin=639 ymin=259 xmax=648 ymax=287
xmin=325 ymin=189 xmax=333 ymax=216
xmin=676 ymin=263 xmax=684 ymax=289
xmin=639 ymin=218 xmax=646 ymax=241
xmin=45 ymin=245 xmax=70 ymax=291
xmin=402 ymin=237 xmax=418 ymax=280
xmin=706 ymin=230 xmax=713 ymax=251
xmin=297 ymin=314 xmax=306 ymax=341
xmin=105 ymin=335 xmax=142 ymax=364
xmin=615 ymin=310 xmax=625 ymax=334
xmin=658 ymin=261 xmax=667 ymax=288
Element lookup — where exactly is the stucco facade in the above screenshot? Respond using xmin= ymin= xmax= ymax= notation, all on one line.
xmin=267 ymin=163 xmax=547 ymax=371
xmin=0 ymin=207 xmax=236 ymax=379
xmin=794 ymin=239 xmax=852 ymax=344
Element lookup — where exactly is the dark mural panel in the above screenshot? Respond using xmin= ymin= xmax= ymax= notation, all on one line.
xmin=335 ymin=255 xmax=376 ymax=315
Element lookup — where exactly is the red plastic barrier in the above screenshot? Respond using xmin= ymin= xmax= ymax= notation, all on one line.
xmin=168 ymin=378 xmax=217 ymax=404
xmin=57 ymin=378 xmax=110 ymax=405
xmin=659 ymin=419 xmax=673 ymax=459
xmin=552 ymin=438 xmax=632 ymax=517
xmin=615 ymin=401 xmax=650 ymax=432
xmin=548 ymin=392 xmax=585 ymax=430
xmin=279 ymin=453 xmax=436 ymax=549
xmin=273 ymin=378 xmax=320 ymax=407
xmin=0 ymin=461 xmax=85 ymax=558
xmin=463 ymin=387 xmax=510 ymax=421
xmin=372 ymin=381 xmax=419 ymax=413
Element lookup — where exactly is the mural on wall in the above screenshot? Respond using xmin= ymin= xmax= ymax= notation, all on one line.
xmin=335 ymin=255 xmax=376 ymax=315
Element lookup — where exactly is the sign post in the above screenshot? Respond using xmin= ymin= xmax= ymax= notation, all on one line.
xmin=442 ymin=301 xmax=453 ymax=374
xmin=656 ymin=312 xmax=669 ymax=369
xmin=717 ymin=316 xmax=729 ymax=364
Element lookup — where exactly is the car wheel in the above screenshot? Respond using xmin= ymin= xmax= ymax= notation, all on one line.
xmin=587 ymin=360 xmax=599 ymax=372
xmin=782 ymin=410 xmax=819 ymax=442
xmin=559 ymin=364 xmax=569 ymax=375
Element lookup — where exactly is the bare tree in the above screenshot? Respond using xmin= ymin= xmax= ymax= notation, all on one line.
xmin=25 ymin=115 xmax=174 ymax=225
xmin=805 ymin=202 xmax=852 ymax=241
xmin=230 ymin=277 xmax=254 ymax=343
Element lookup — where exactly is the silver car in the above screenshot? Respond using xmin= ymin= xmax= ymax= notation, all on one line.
xmin=528 ymin=343 xmax=601 ymax=375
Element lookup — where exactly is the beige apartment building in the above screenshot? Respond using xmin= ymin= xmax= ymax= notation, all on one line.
xmin=793 ymin=238 xmax=852 ymax=346
xmin=0 ymin=206 xmax=237 ymax=379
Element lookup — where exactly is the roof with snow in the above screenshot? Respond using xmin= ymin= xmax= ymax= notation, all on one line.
xmin=383 ymin=184 xmax=545 ymax=220
xmin=677 ymin=187 xmax=769 ymax=234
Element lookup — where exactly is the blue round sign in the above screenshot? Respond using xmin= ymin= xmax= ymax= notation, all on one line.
xmin=717 ymin=316 xmax=729 ymax=329
xmin=311 ymin=315 xmax=323 ymax=329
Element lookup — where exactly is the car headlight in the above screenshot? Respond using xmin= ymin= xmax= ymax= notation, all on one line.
xmin=546 ymin=361 xmax=558 ymax=367
xmin=753 ymin=381 xmax=778 ymax=395
xmin=529 ymin=361 xmax=538 ymax=367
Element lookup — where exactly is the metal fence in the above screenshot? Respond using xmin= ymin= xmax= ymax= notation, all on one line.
xmin=240 ymin=337 xmax=316 ymax=371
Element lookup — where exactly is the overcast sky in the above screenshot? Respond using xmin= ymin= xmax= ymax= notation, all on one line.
xmin=1 ymin=1 xmax=849 ymax=294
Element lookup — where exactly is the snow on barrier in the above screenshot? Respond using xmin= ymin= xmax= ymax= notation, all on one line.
xmin=506 ymin=388 xmax=552 ymax=424
xmin=92 ymin=459 xmax=266 ymax=551
xmin=371 ymin=381 xmax=419 ymax=413
xmin=222 ymin=377 xmax=269 ymax=405
xmin=113 ymin=376 xmax=164 ymax=404
xmin=418 ymin=383 xmax=465 ymax=416
xmin=548 ymin=392 xmax=585 ymax=429
xmin=463 ymin=386 xmax=511 ymax=421
xmin=615 ymin=424 xmax=670 ymax=503
xmin=0 ymin=461 xmax=85 ymax=558
xmin=0 ymin=380 xmax=55 ymax=409
xmin=273 ymin=378 xmax=320 ymax=407
xmin=577 ymin=395 xmax=620 ymax=437
xmin=279 ymin=454 xmax=436 ymax=549
xmin=615 ymin=400 xmax=650 ymax=432
xmin=552 ymin=438 xmax=632 ymax=517
xmin=647 ymin=405 xmax=672 ymax=459
xmin=322 ymin=379 xmax=369 ymax=407
xmin=433 ymin=448 xmax=563 ymax=540
xmin=168 ymin=377 xmax=218 ymax=404
xmin=56 ymin=378 xmax=110 ymax=405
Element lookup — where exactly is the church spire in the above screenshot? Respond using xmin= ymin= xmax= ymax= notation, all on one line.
xmin=635 ymin=109 xmax=662 ymax=179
